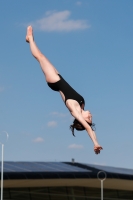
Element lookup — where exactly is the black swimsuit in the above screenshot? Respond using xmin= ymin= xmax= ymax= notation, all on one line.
xmin=47 ymin=74 xmax=85 ymax=107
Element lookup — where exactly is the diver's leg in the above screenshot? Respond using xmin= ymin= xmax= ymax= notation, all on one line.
xmin=26 ymin=26 xmax=60 ymax=83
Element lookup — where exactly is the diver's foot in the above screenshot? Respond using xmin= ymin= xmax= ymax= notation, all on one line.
xmin=26 ymin=26 xmax=34 ymax=43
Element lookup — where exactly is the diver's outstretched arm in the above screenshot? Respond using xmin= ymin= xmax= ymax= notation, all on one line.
xmin=71 ymin=109 xmax=103 ymax=154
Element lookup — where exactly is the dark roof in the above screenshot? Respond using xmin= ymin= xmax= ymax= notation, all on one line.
xmin=2 ymin=162 xmax=90 ymax=173
xmin=1 ymin=161 xmax=133 ymax=180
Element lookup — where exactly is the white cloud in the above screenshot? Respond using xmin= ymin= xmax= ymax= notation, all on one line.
xmin=76 ymin=1 xmax=82 ymax=6
xmin=93 ymin=162 xmax=106 ymax=166
xmin=33 ymin=137 xmax=44 ymax=143
xmin=68 ymin=143 xmax=84 ymax=149
xmin=50 ymin=112 xmax=68 ymax=118
xmin=28 ymin=10 xmax=90 ymax=32
xmin=47 ymin=121 xmax=57 ymax=127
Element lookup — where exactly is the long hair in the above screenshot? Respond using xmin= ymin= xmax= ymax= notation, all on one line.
xmin=70 ymin=119 xmax=95 ymax=136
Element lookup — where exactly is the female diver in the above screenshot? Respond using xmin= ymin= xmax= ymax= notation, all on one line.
xmin=26 ymin=26 xmax=103 ymax=154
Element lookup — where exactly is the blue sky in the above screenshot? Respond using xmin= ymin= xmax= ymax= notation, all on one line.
xmin=0 ymin=0 xmax=133 ymax=169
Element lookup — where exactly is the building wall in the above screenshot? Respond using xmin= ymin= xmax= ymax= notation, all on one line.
xmin=3 ymin=186 xmax=133 ymax=200
xmin=3 ymin=178 xmax=133 ymax=191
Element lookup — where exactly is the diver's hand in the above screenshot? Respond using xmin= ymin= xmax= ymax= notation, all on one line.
xmin=94 ymin=145 xmax=103 ymax=154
